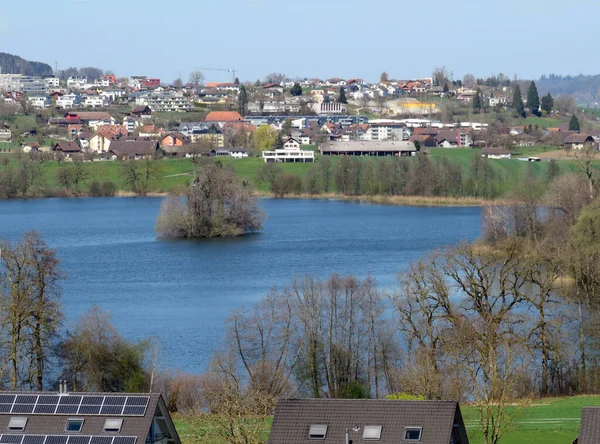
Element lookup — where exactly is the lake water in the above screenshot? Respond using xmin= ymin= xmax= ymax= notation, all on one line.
xmin=0 ymin=197 xmax=482 ymax=373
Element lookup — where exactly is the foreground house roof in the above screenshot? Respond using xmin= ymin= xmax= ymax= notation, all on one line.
xmin=576 ymin=407 xmax=600 ymax=444
xmin=0 ymin=391 xmax=180 ymax=444
xmin=268 ymin=399 xmax=468 ymax=444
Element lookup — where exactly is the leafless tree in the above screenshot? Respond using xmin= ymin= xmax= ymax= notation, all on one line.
xmin=188 ymin=71 xmax=205 ymax=90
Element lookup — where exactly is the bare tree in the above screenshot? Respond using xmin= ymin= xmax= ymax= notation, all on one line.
xmin=188 ymin=71 xmax=205 ymax=90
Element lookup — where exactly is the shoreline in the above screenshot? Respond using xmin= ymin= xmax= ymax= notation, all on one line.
xmin=2 ymin=190 xmax=504 ymax=207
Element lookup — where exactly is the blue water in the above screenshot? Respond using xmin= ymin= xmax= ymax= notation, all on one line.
xmin=0 ymin=197 xmax=482 ymax=372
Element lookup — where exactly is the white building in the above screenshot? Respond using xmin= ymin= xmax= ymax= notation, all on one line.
xmin=311 ymin=102 xmax=347 ymax=115
xmin=123 ymin=116 xmax=140 ymax=134
xmin=136 ymin=92 xmax=193 ymax=112
xmin=81 ymin=95 xmax=109 ymax=108
xmin=67 ymin=76 xmax=88 ymax=89
xmin=45 ymin=77 xmax=60 ymax=90
xmin=0 ymin=129 xmax=12 ymax=141
xmin=56 ymin=93 xmax=81 ymax=108
xmin=230 ymin=149 xmax=249 ymax=159
xmin=262 ymin=143 xmax=314 ymax=163
xmin=28 ymin=95 xmax=50 ymax=108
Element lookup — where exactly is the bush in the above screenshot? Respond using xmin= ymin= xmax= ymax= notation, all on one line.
xmin=272 ymin=173 xmax=302 ymax=197
xmin=89 ymin=181 xmax=102 ymax=197
xmin=89 ymin=180 xmax=117 ymax=197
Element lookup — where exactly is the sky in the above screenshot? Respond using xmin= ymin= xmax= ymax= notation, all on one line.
xmin=0 ymin=0 xmax=597 ymax=84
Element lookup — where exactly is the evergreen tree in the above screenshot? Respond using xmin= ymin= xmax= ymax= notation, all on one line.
xmin=569 ymin=114 xmax=581 ymax=131
xmin=546 ymin=159 xmax=559 ymax=183
xmin=472 ymin=88 xmax=483 ymax=112
xmin=443 ymin=83 xmax=449 ymax=94
xmin=290 ymin=82 xmax=303 ymax=96
xmin=234 ymin=77 xmax=240 ymax=85
xmin=527 ymin=81 xmax=540 ymax=116
xmin=512 ymin=84 xmax=525 ymax=118
xmin=541 ymin=93 xmax=554 ymax=114
xmin=338 ymin=86 xmax=348 ymax=104
xmin=237 ymin=84 xmax=248 ymax=115
xmin=275 ymin=132 xmax=284 ymax=149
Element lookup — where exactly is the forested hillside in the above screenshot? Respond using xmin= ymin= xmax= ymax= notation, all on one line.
xmin=537 ymin=73 xmax=600 ymax=106
xmin=0 ymin=52 xmax=53 ymax=76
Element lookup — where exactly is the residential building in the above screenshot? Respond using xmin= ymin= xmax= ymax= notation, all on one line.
xmin=268 ymin=399 xmax=469 ymax=444
xmin=263 ymin=143 xmax=314 ymax=163
xmin=312 ymin=102 xmax=347 ymax=115
xmin=132 ymin=105 xmax=152 ymax=119
xmin=53 ymin=141 xmax=82 ymax=158
xmin=0 ymin=389 xmax=180 ymax=444
xmin=409 ymin=134 xmax=437 ymax=147
xmin=81 ymin=95 xmax=109 ymax=108
xmin=136 ymin=92 xmax=193 ymax=112
xmin=122 ymin=116 xmax=139 ymax=134
xmin=143 ymin=78 xmax=161 ymax=88
xmin=564 ymin=132 xmax=595 ymax=150
xmin=160 ymin=132 xmax=189 ymax=148
xmin=210 ymin=148 xmax=249 ymax=158
xmin=205 ymin=111 xmax=244 ymax=125
xmin=28 ymin=95 xmax=51 ymax=109
xmin=64 ymin=112 xmax=116 ymax=129
xmin=283 ymin=137 xmax=301 ymax=149
xmin=367 ymin=121 xmax=408 ymax=141
xmin=67 ymin=76 xmax=88 ymax=89
xmin=56 ymin=93 xmax=81 ymax=108
xmin=321 ymin=140 xmax=418 ymax=157
xmin=108 ymin=140 xmax=158 ymax=159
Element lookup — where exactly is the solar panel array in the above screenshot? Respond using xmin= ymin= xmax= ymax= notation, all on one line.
xmin=0 ymin=436 xmax=136 ymax=444
xmin=0 ymin=396 xmax=149 ymax=417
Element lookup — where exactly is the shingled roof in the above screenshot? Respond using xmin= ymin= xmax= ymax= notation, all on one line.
xmin=268 ymin=399 xmax=468 ymax=444
xmin=108 ymin=140 xmax=158 ymax=157
xmin=576 ymin=407 xmax=600 ymax=444
xmin=0 ymin=391 xmax=180 ymax=444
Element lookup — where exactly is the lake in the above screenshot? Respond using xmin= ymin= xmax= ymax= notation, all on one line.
xmin=0 ymin=197 xmax=482 ymax=373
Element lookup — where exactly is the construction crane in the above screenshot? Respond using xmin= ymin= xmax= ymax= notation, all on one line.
xmin=197 ymin=67 xmax=238 ymax=83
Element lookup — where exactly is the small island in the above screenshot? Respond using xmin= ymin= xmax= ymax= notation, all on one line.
xmin=156 ymin=161 xmax=263 ymax=239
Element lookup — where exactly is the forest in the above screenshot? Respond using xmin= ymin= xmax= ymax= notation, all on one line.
xmin=0 ymin=53 xmax=53 ymax=76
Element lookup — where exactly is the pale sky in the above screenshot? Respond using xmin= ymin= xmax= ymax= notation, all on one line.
xmin=0 ymin=0 xmax=596 ymax=83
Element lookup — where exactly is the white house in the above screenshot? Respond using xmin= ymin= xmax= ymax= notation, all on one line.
xmin=81 ymin=95 xmax=109 ymax=108
xmin=44 ymin=77 xmax=60 ymax=90
xmin=481 ymin=147 xmax=512 ymax=159
xmin=283 ymin=137 xmax=301 ymax=149
xmin=56 ymin=93 xmax=81 ymax=108
xmin=28 ymin=95 xmax=50 ymax=108
xmin=230 ymin=148 xmax=249 ymax=159
xmin=67 ymin=76 xmax=87 ymax=89
xmin=0 ymin=129 xmax=12 ymax=141
xmin=123 ymin=116 xmax=140 ymax=134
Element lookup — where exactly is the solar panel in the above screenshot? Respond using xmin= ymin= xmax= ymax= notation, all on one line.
xmin=59 ymin=397 xmax=82 ymax=405
xmin=11 ymin=405 xmax=34 ymax=414
xmin=33 ymin=405 xmax=56 ymax=414
xmin=55 ymin=406 xmax=78 ymax=415
xmin=15 ymin=396 xmax=37 ymax=404
xmin=99 ymin=406 xmax=123 ymax=415
xmin=37 ymin=396 xmax=59 ymax=404
xmin=0 ymin=436 xmax=23 ymax=444
xmin=81 ymin=397 xmax=103 ymax=406
xmin=45 ymin=437 xmax=67 ymax=444
xmin=90 ymin=437 xmax=112 ymax=444
xmin=77 ymin=405 xmax=101 ymax=415
xmin=102 ymin=397 xmax=126 ymax=407
xmin=122 ymin=407 xmax=145 ymax=416
xmin=67 ymin=437 xmax=90 ymax=444
xmin=124 ymin=397 xmax=147 ymax=406
xmin=0 ymin=395 xmax=16 ymax=404
xmin=0 ymin=405 xmax=12 ymax=413
xmin=22 ymin=436 xmax=45 ymax=444
xmin=113 ymin=438 xmax=135 ymax=444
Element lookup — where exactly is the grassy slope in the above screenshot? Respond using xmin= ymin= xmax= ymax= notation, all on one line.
xmin=0 ymin=147 xmax=593 ymax=196
xmin=172 ymin=396 xmax=599 ymax=444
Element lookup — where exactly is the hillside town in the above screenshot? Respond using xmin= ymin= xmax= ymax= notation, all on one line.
xmin=1 ymin=71 xmax=597 ymax=162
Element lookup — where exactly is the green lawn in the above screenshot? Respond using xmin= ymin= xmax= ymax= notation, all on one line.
xmin=172 ymin=396 xmax=598 ymax=444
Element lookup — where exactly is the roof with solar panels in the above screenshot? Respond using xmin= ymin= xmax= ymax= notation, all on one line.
xmin=0 ymin=382 xmax=180 ymax=444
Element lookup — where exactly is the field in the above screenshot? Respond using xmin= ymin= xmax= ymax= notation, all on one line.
xmin=171 ymin=396 xmax=598 ymax=444
xmin=0 ymin=146 xmax=594 ymax=197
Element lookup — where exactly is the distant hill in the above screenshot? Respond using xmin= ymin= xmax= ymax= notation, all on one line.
xmin=0 ymin=52 xmax=53 ymax=77
xmin=537 ymin=73 xmax=600 ymax=106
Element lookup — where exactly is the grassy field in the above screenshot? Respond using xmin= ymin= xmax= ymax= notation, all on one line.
xmin=0 ymin=146 xmax=594 ymax=197
xmin=171 ymin=396 xmax=598 ymax=444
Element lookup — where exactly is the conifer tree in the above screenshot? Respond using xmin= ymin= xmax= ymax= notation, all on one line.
xmin=541 ymin=93 xmax=554 ymax=114
xmin=338 ymin=87 xmax=348 ymax=104
xmin=512 ymin=84 xmax=525 ymax=118
xmin=290 ymin=82 xmax=303 ymax=96
xmin=527 ymin=81 xmax=540 ymax=116
xmin=473 ymin=88 xmax=483 ymax=112
xmin=237 ymin=84 xmax=248 ymax=115
xmin=569 ymin=114 xmax=581 ymax=131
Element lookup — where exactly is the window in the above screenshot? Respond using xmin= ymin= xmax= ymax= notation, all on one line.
xmin=8 ymin=417 xmax=28 ymax=431
xmin=362 ymin=425 xmax=382 ymax=440
xmin=308 ymin=424 xmax=328 ymax=440
xmin=104 ymin=418 xmax=123 ymax=433
xmin=66 ymin=419 xmax=84 ymax=432
xmin=404 ymin=427 xmax=422 ymax=441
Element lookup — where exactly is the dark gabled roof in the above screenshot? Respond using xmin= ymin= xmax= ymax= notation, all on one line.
xmin=109 ymin=140 xmax=158 ymax=157
xmin=53 ymin=142 xmax=81 ymax=153
xmin=578 ymin=407 xmax=600 ymax=444
xmin=0 ymin=392 xmax=180 ymax=444
xmin=322 ymin=140 xmax=417 ymax=153
xmin=564 ymin=132 xmax=594 ymax=144
xmin=268 ymin=399 xmax=466 ymax=444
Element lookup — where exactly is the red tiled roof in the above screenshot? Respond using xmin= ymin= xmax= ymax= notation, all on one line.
xmin=205 ymin=111 xmax=243 ymax=122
